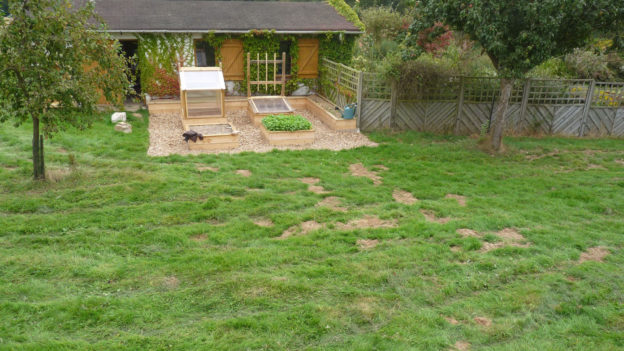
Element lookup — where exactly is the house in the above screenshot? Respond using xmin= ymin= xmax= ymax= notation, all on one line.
xmin=83 ymin=0 xmax=363 ymax=99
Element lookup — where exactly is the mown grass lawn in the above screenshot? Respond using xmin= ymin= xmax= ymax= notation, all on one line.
xmin=0 ymin=111 xmax=623 ymax=350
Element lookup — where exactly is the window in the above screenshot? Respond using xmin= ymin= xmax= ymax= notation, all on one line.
xmin=277 ymin=41 xmax=292 ymax=75
xmin=195 ymin=41 xmax=216 ymax=67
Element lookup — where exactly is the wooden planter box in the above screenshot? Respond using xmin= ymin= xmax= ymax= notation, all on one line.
xmin=147 ymin=99 xmax=181 ymax=115
xmin=304 ymin=97 xmax=357 ymax=130
xmin=186 ymin=124 xmax=240 ymax=150
xmin=259 ymin=124 xmax=315 ymax=145
xmin=248 ymin=97 xmax=294 ymax=126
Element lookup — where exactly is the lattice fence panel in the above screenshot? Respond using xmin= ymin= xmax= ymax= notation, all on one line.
xmin=396 ymin=101 xmax=426 ymax=131
xmin=319 ymin=58 xmax=359 ymax=107
xmin=360 ymin=99 xmax=391 ymax=131
xmin=552 ymin=105 xmax=584 ymax=135
xmin=592 ymin=82 xmax=624 ymax=107
xmin=613 ymin=108 xmax=624 ymax=136
xmin=527 ymin=79 xmax=591 ymax=105
xmin=362 ymin=72 xmax=391 ymax=100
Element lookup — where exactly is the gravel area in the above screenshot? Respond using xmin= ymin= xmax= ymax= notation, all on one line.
xmin=147 ymin=108 xmax=377 ymax=156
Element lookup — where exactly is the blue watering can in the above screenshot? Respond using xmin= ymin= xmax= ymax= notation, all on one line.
xmin=342 ymin=103 xmax=357 ymax=120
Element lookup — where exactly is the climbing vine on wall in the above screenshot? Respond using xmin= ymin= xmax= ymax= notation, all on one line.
xmin=319 ymin=32 xmax=357 ymax=65
xmin=202 ymin=31 xmax=231 ymax=62
xmin=137 ymin=34 xmax=194 ymax=97
xmin=193 ymin=30 xmax=358 ymax=95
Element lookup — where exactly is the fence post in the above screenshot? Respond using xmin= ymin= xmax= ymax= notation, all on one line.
xmin=356 ymin=71 xmax=363 ymax=130
xmin=579 ymin=80 xmax=596 ymax=137
xmin=519 ymin=79 xmax=531 ymax=132
xmin=390 ymin=80 xmax=398 ymax=129
xmin=454 ymin=77 xmax=465 ymax=134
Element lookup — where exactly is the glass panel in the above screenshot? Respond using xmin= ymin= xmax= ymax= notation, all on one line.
xmin=252 ymin=97 xmax=292 ymax=113
xmin=186 ymin=90 xmax=221 ymax=118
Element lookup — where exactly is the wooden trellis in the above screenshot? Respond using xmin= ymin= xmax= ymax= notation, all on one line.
xmin=246 ymin=52 xmax=287 ymax=97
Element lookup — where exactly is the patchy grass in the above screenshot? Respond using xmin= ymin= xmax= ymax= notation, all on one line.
xmin=0 ymin=112 xmax=623 ymax=350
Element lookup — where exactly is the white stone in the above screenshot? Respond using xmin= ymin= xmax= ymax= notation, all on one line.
xmin=225 ymin=81 xmax=245 ymax=96
xmin=111 ymin=112 xmax=126 ymax=123
xmin=114 ymin=122 xmax=132 ymax=134
xmin=291 ymin=83 xmax=310 ymax=96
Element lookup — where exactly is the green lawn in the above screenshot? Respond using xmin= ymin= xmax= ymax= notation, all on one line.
xmin=0 ymin=111 xmax=623 ymax=350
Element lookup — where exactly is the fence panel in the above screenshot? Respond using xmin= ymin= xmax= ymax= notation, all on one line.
xmin=458 ymin=103 xmax=492 ymax=135
xmin=585 ymin=108 xmax=616 ymax=136
xmin=612 ymin=108 xmax=624 ymax=136
xmin=360 ymin=99 xmax=391 ymax=131
xmin=396 ymin=101 xmax=426 ymax=131
xmin=426 ymin=102 xmax=457 ymax=133
xmin=552 ymin=105 xmax=584 ymax=135
xmin=318 ymin=58 xmax=624 ymax=137
xmin=524 ymin=105 xmax=555 ymax=134
xmin=319 ymin=58 xmax=359 ymax=108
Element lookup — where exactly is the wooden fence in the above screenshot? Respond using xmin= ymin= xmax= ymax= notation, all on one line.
xmin=319 ymin=58 xmax=624 ymax=136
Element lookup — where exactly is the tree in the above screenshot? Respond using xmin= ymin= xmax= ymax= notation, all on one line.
xmin=410 ymin=0 xmax=624 ymax=151
xmin=0 ymin=0 xmax=130 ymax=179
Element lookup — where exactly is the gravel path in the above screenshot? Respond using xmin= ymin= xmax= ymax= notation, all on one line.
xmin=147 ymin=109 xmax=377 ymax=156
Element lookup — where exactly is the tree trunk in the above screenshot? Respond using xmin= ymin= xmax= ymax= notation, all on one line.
xmin=489 ymin=78 xmax=514 ymax=151
xmin=32 ymin=116 xmax=45 ymax=180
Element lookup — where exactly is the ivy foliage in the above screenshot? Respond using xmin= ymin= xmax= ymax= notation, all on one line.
xmin=320 ymin=32 xmax=357 ymax=65
xmin=262 ymin=114 xmax=312 ymax=131
xmin=327 ymin=0 xmax=365 ymax=31
xmin=137 ymin=34 xmax=194 ymax=96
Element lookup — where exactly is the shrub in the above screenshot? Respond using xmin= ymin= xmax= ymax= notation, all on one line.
xmin=262 ymin=114 xmax=312 ymax=132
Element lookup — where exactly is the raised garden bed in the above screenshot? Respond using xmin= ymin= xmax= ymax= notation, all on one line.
xmin=248 ymin=96 xmax=294 ymax=126
xmin=260 ymin=114 xmax=314 ymax=145
xmin=185 ymin=124 xmax=240 ymax=150
xmin=306 ymin=95 xmax=357 ymax=130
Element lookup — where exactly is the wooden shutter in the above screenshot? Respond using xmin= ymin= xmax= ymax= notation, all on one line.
xmin=297 ymin=38 xmax=319 ymax=79
xmin=220 ymin=39 xmax=244 ymax=81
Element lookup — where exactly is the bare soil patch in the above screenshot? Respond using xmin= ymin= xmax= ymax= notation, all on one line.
xmin=444 ymin=316 xmax=459 ymax=325
xmin=316 ymin=196 xmax=347 ymax=212
xmin=278 ymin=220 xmax=323 ymax=239
xmin=420 ymin=209 xmax=451 ymax=224
xmin=579 ymin=246 xmax=609 ymax=263
xmin=445 ymin=194 xmax=467 ymax=206
xmin=147 ymin=109 xmax=377 ymax=156
xmin=46 ymin=168 xmax=72 ymax=182
xmin=162 ymin=276 xmax=180 ymax=290
xmin=456 ymin=228 xmax=482 ymax=238
xmin=236 ymin=169 xmax=251 ymax=177
xmin=393 ymin=189 xmax=417 ymax=205
xmin=299 ymin=177 xmax=320 ymax=184
xmin=586 ymin=164 xmax=607 ymax=170
xmin=450 ymin=246 xmax=462 ymax=253
xmin=497 ymin=228 xmax=525 ymax=241
xmin=615 ymin=159 xmax=624 ymax=166
xmin=337 ymin=215 xmax=397 ymax=230
xmin=299 ymin=177 xmax=329 ymax=194
xmin=374 ymin=164 xmax=389 ymax=171
xmin=480 ymin=228 xmax=531 ymax=252
xmin=349 ymin=163 xmax=382 ymax=185
xmin=480 ymin=242 xmax=506 ymax=253
xmin=190 ymin=234 xmax=207 ymax=241
xmin=196 ymin=165 xmax=219 ymax=172
xmin=452 ymin=341 xmax=471 ymax=351
xmin=253 ymin=218 xmax=274 ymax=227
xmin=357 ymin=239 xmax=380 ymax=250
xmin=308 ymin=185 xmax=329 ymax=194
xmin=474 ymin=316 xmax=492 ymax=327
